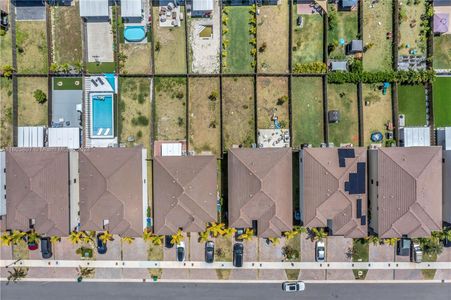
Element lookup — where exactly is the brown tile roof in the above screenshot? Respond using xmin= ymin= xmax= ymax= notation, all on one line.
xmin=302 ymin=148 xmax=367 ymax=238
xmin=6 ymin=148 xmax=70 ymax=236
xmin=79 ymin=147 xmax=144 ymax=237
xmin=228 ymin=148 xmax=292 ymax=238
xmin=153 ymin=156 xmax=217 ymax=235
xmin=376 ymin=147 xmax=442 ymax=238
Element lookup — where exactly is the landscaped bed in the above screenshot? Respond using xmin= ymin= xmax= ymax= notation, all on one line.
xmin=188 ymin=77 xmax=221 ymax=157
xmin=292 ymin=77 xmax=324 ymax=147
xmin=154 ymin=77 xmax=187 ymax=141
xmin=222 ymin=77 xmax=255 ymax=150
xmin=362 ymin=0 xmax=393 ymax=71
xmin=51 ymin=2 xmax=82 ymax=65
xmin=362 ymin=83 xmax=393 ymax=146
xmin=86 ymin=62 xmax=116 ymax=73
xmin=398 ymin=84 xmax=426 ymax=126
xmin=433 ymin=35 xmax=451 ymax=69
xmin=352 ymin=239 xmax=369 ymax=280
xmin=222 ymin=6 xmax=254 ymax=73
xmin=257 ymin=2 xmax=289 ymax=73
xmin=0 ymin=78 xmax=13 ymax=148
xmin=256 ymin=77 xmax=289 ymax=129
xmin=0 ymin=26 xmax=12 ymax=67
xmin=292 ymin=7 xmax=323 ymax=65
xmin=327 ymin=4 xmax=358 ymax=59
xmin=17 ymin=77 xmax=48 ymax=126
xmin=16 ymin=21 xmax=48 ymax=73
xmin=284 ymin=235 xmax=301 ymax=280
xmin=120 ymin=43 xmax=152 ymax=74
xmin=433 ymin=77 xmax=451 ymax=127
xmin=215 ymin=235 xmax=232 ymax=280
xmin=398 ymin=0 xmax=427 ymax=56
xmin=328 ymin=83 xmax=359 ymax=146
xmin=118 ymin=78 xmax=151 ymax=150
xmin=153 ymin=7 xmax=187 ymax=74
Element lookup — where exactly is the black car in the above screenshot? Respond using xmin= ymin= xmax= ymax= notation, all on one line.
xmin=165 ymin=235 xmax=174 ymax=248
xmin=40 ymin=237 xmax=53 ymax=259
xmin=205 ymin=241 xmax=214 ymax=263
xmin=396 ymin=238 xmax=411 ymax=256
xmin=444 ymin=236 xmax=451 ymax=248
xmin=233 ymin=243 xmax=243 ymax=267
xmin=96 ymin=233 xmax=107 ymax=255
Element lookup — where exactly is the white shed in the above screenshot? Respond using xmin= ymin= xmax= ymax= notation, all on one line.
xmin=17 ymin=127 xmax=45 ymax=148
xmin=121 ymin=0 xmax=142 ymax=17
xmin=48 ymin=128 xmax=81 ymax=149
xmin=400 ymin=127 xmax=431 ymax=147
xmin=192 ymin=0 xmax=214 ymax=12
xmin=80 ymin=0 xmax=109 ymax=17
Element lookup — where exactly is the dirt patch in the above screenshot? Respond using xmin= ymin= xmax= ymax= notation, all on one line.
xmin=121 ymin=43 xmax=152 ymax=74
xmin=18 ymin=77 xmax=48 ymax=126
xmin=257 ymin=77 xmax=289 ymax=129
xmin=398 ymin=1 xmax=426 ymax=56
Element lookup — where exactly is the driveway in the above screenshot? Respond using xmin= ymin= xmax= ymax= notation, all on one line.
xmin=366 ymin=243 xmax=394 ymax=280
xmin=326 ymin=236 xmax=354 ymax=280
xmin=122 ymin=238 xmax=149 ymax=279
xmin=258 ymin=238 xmax=287 ymax=280
xmin=161 ymin=233 xmax=189 ymax=280
xmin=394 ymin=252 xmax=423 ymax=280
xmin=189 ymin=233 xmax=217 ymax=280
xmin=299 ymin=233 xmax=325 ymax=280
xmin=0 ymin=246 xmax=12 ymax=277
xmin=229 ymin=238 xmax=258 ymax=280
xmin=86 ymin=21 xmax=114 ymax=62
xmin=95 ymin=237 xmax=122 ymax=279
xmin=434 ymin=246 xmax=451 ymax=280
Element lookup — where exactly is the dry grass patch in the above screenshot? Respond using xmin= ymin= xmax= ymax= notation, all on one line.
xmin=18 ymin=77 xmax=48 ymax=126
xmin=52 ymin=2 xmax=82 ymax=64
xmin=0 ymin=78 xmax=13 ymax=148
xmin=121 ymin=43 xmax=152 ymax=74
xmin=398 ymin=1 xmax=426 ymax=56
xmin=148 ymin=243 xmax=163 ymax=278
xmin=0 ymin=27 xmax=12 ymax=66
xmin=257 ymin=77 xmax=289 ymax=129
xmin=16 ymin=21 xmax=48 ymax=73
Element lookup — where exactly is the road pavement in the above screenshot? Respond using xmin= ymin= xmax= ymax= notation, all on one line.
xmin=1 ymin=282 xmax=450 ymax=300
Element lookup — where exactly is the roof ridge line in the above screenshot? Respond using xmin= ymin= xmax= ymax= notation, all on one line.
xmin=305 ymin=150 xmax=341 ymax=181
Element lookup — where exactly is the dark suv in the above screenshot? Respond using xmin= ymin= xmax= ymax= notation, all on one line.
xmin=233 ymin=243 xmax=243 ymax=267
xmin=40 ymin=237 xmax=53 ymax=259
xmin=96 ymin=233 xmax=107 ymax=255
xmin=205 ymin=241 xmax=214 ymax=263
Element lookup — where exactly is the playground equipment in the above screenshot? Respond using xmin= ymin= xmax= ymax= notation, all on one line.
xmin=382 ymin=82 xmax=390 ymax=95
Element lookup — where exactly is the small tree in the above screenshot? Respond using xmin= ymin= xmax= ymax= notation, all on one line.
xmin=122 ymin=237 xmax=135 ymax=244
xmin=7 ymin=268 xmax=28 ymax=285
xmin=208 ymin=91 xmax=219 ymax=102
xmin=170 ymin=229 xmax=184 ymax=245
xmin=33 ymin=89 xmax=47 ymax=104
xmin=1 ymin=65 xmax=15 ymax=78
xmin=282 ymin=245 xmax=299 ymax=261
xmin=258 ymin=42 xmax=267 ymax=53
xmin=1 ymin=232 xmax=13 ymax=246
xmin=76 ymin=266 xmax=94 ymax=282
xmin=198 ymin=231 xmax=209 ymax=243
xmin=310 ymin=227 xmax=327 ymax=241
xmin=98 ymin=231 xmax=114 ymax=245
xmin=276 ymin=96 xmax=288 ymax=106
xmin=69 ymin=231 xmax=83 ymax=245
xmin=238 ymin=228 xmax=254 ymax=241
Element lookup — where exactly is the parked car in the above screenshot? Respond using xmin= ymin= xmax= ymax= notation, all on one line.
xmin=444 ymin=236 xmax=451 ymax=248
xmin=40 ymin=237 xmax=53 ymax=259
xmin=282 ymin=281 xmax=305 ymax=292
xmin=296 ymin=16 xmax=303 ymax=28
xmin=411 ymin=242 xmax=423 ymax=263
xmin=315 ymin=240 xmax=325 ymax=262
xmin=96 ymin=233 xmax=107 ymax=255
xmin=205 ymin=241 xmax=214 ymax=263
xmin=176 ymin=241 xmax=185 ymax=262
xmin=233 ymin=243 xmax=244 ymax=267
xmin=397 ymin=238 xmax=411 ymax=256
xmin=165 ymin=235 xmax=174 ymax=248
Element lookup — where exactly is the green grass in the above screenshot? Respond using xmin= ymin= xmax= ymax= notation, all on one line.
xmin=223 ymin=6 xmax=254 ymax=73
xmin=53 ymin=77 xmax=83 ymax=90
xmin=433 ymin=77 xmax=451 ymax=127
xmin=284 ymin=235 xmax=301 ymax=280
xmin=0 ymin=27 xmax=12 ymax=66
xmin=433 ymin=35 xmax=451 ymax=69
xmin=352 ymin=239 xmax=369 ymax=280
xmin=398 ymin=85 xmax=426 ymax=126
xmin=328 ymin=5 xmax=358 ymax=59
xmin=86 ymin=62 xmax=116 ymax=73
xmin=421 ymin=252 xmax=437 ymax=280
xmin=292 ymin=12 xmax=323 ymax=64
xmin=291 ymin=77 xmax=324 ymax=147
xmin=16 ymin=21 xmax=48 ymax=73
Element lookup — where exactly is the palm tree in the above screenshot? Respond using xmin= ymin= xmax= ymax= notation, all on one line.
xmin=238 ymin=228 xmax=254 ymax=241
xmin=76 ymin=266 xmax=95 ymax=282
xmin=69 ymin=231 xmax=83 ymax=245
xmin=383 ymin=238 xmax=399 ymax=247
xmin=11 ymin=230 xmax=26 ymax=245
xmin=150 ymin=235 xmax=163 ymax=246
xmin=98 ymin=231 xmax=114 ymax=245
xmin=1 ymin=232 xmax=13 ymax=246
xmin=50 ymin=236 xmax=61 ymax=244
xmin=198 ymin=231 xmax=209 ymax=243
xmin=6 ymin=268 xmax=27 ymax=285
xmin=207 ymin=222 xmax=225 ymax=237
xmin=283 ymin=230 xmax=297 ymax=241
xmin=222 ymin=227 xmax=236 ymax=237
xmin=170 ymin=229 xmax=184 ymax=245
xmin=310 ymin=228 xmax=328 ymax=241
xmin=121 ymin=237 xmax=134 ymax=244
xmin=293 ymin=226 xmax=307 ymax=235
xmin=81 ymin=231 xmax=96 ymax=245
xmin=142 ymin=229 xmax=153 ymax=242
xmin=365 ymin=235 xmax=382 ymax=246
xmin=26 ymin=230 xmax=40 ymax=245
xmin=267 ymin=237 xmax=280 ymax=245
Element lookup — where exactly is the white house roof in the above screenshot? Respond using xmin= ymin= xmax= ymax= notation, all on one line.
xmin=17 ymin=127 xmax=45 ymax=148
xmin=161 ymin=143 xmax=182 ymax=156
xmin=80 ymin=0 xmax=109 ymax=17
xmin=121 ymin=0 xmax=142 ymax=17
xmin=48 ymin=128 xmax=81 ymax=150
xmin=193 ymin=0 xmax=214 ymax=11
xmin=401 ymin=127 xmax=431 ymax=147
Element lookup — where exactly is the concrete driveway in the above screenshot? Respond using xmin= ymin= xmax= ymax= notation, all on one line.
xmin=434 ymin=246 xmax=451 ymax=280
xmin=95 ymin=237 xmax=122 ymax=279
xmin=189 ymin=233 xmax=217 ymax=280
xmin=122 ymin=238 xmax=149 ymax=279
xmin=86 ymin=21 xmax=114 ymax=62
xmin=258 ymin=238 xmax=287 ymax=280
xmin=326 ymin=236 xmax=354 ymax=280
xmin=299 ymin=233 xmax=325 ymax=280
xmin=366 ymin=243 xmax=394 ymax=280
xmin=395 ymin=253 xmax=423 ymax=280
xmin=230 ymin=238 xmax=258 ymax=280
xmin=161 ymin=233 xmax=190 ymax=280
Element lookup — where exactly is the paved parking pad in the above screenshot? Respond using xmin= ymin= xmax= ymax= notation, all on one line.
xmin=161 ymin=234 xmax=190 ymax=280
xmin=122 ymin=238 xmax=149 ymax=279
xmin=395 ymin=254 xmax=423 ymax=280
xmin=96 ymin=238 xmax=121 ymax=261
xmin=299 ymin=234 xmax=325 ymax=280
xmin=366 ymin=244 xmax=394 ymax=280
xmin=326 ymin=236 xmax=354 ymax=280
xmin=189 ymin=233 xmax=217 ymax=280
xmin=230 ymin=239 xmax=258 ymax=280
xmin=258 ymin=238 xmax=287 ymax=280
xmin=54 ymin=238 xmax=81 ymax=260
xmin=434 ymin=247 xmax=451 ymax=280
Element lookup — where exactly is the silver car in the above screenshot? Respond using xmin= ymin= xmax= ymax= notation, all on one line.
xmin=315 ymin=240 xmax=326 ymax=262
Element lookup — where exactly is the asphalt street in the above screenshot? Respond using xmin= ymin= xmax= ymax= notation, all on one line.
xmin=1 ymin=282 xmax=450 ymax=300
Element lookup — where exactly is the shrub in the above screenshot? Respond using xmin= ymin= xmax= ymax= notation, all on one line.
xmin=276 ymin=96 xmax=288 ymax=106
xmin=131 ymin=115 xmax=149 ymax=126
xmin=293 ymin=62 xmax=327 ymax=74
xmin=33 ymin=89 xmax=47 ymax=104
xmin=155 ymin=41 xmax=161 ymax=52
xmin=209 ymin=91 xmax=219 ymax=101
xmin=136 ymin=130 xmax=143 ymax=138
xmin=176 ymin=91 xmax=184 ymax=99
xmin=177 ymin=117 xmax=184 ymax=127
xmin=1 ymin=65 xmax=15 ymax=78
xmin=282 ymin=245 xmax=299 ymax=261
xmin=258 ymin=42 xmax=267 ymax=53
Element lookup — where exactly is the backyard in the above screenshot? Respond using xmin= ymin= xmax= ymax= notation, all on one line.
xmin=222 ymin=77 xmax=255 ymax=150
xmin=362 ymin=83 xmax=393 ymax=146
xmin=51 ymin=2 xmax=82 ymax=65
xmin=291 ymin=77 xmax=324 ymax=147
xmin=120 ymin=43 xmax=152 ymax=74
xmin=362 ymin=0 xmax=393 ymax=71
xmin=327 ymin=83 xmax=359 ymax=146
xmin=292 ymin=7 xmax=323 ymax=65
xmin=256 ymin=77 xmax=289 ymax=129
xmin=118 ymin=78 xmax=151 ymax=149
xmin=153 ymin=7 xmax=187 ymax=74
xmin=16 ymin=21 xmax=48 ymax=73
xmin=188 ymin=78 xmax=221 ymax=157
xmin=154 ymin=77 xmax=187 ymax=141
xmin=398 ymin=0 xmax=427 ymax=56
xmin=0 ymin=78 xmax=13 ymax=148
xmin=327 ymin=4 xmax=358 ymax=59
xmin=0 ymin=25 xmax=12 ymax=67
xmin=17 ymin=77 xmax=48 ymax=126
xmin=257 ymin=1 xmax=289 ymax=73
xmin=433 ymin=35 xmax=451 ymax=69
xmin=398 ymin=84 xmax=426 ymax=126
xmin=433 ymin=77 xmax=451 ymax=127
xmin=222 ymin=6 xmax=254 ymax=73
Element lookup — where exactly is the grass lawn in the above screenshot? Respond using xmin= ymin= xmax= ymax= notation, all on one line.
xmin=433 ymin=35 xmax=451 ymax=69
xmin=256 ymin=77 xmax=289 ymax=129
xmin=188 ymin=77 xmax=221 ymax=157
xmin=284 ymin=235 xmax=301 ymax=280
xmin=328 ymin=83 xmax=359 ymax=146
xmin=362 ymin=0 xmax=393 ymax=71
xmin=16 ymin=21 xmax=48 ymax=73
xmin=0 ymin=26 xmax=12 ymax=67
xmin=352 ymin=239 xmax=369 ymax=280
xmin=327 ymin=4 xmax=358 ymax=59
xmin=222 ymin=77 xmax=255 ymax=150
xmin=154 ymin=77 xmax=187 ymax=141
xmin=362 ymin=83 xmax=393 ymax=146
xmin=257 ymin=2 xmax=289 ymax=73
xmin=51 ymin=2 xmax=82 ymax=65
xmin=53 ymin=77 xmax=82 ymax=90
xmin=86 ymin=62 xmax=116 ymax=73
xmin=0 ymin=78 xmax=13 ymax=148
xmin=292 ymin=11 xmax=323 ymax=65
xmin=223 ymin=6 xmax=254 ymax=73
xmin=118 ymin=78 xmax=151 ymax=149
xmin=153 ymin=7 xmax=187 ymax=74
xmin=398 ymin=1 xmax=426 ymax=56
xmin=398 ymin=84 xmax=426 ymax=126
xmin=291 ymin=77 xmax=324 ymax=147
xmin=215 ymin=235 xmax=232 ymax=280
xmin=433 ymin=77 xmax=451 ymax=127
xmin=120 ymin=43 xmax=152 ymax=74
xmin=421 ymin=252 xmax=437 ymax=280
xmin=18 ymin=77 xmax=48 ymax=126
xmin=148 ymin=243 xmax=163 ymax=278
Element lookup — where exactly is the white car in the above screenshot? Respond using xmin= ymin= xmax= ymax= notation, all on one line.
xmin=315 ymin=240 xmax=325 ymax=262
xmin=282 ymin=281 xmax=305 ymax=292
xmin=176 ymin=241 xmax=185 ymax=262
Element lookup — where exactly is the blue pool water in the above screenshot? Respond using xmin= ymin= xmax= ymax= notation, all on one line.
xmin=124 ymin=26 xmax=146 ymax=42
xmin=91 ymin=94 xmax=114 ymax=138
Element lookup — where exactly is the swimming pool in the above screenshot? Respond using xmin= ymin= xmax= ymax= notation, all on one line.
xmin=124 ymin=26 xmax=146 ymax=42
xmin=91 ymin=93 xmax=114 ymax=138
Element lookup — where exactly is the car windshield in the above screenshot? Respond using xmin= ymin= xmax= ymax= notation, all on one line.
xmin=289 ymin=285 xmax=296 ymax=291
xmin=318 ymin=250 xmax=325 ymax=258
xmin=177 ymin=248 xmax=184 ymax=259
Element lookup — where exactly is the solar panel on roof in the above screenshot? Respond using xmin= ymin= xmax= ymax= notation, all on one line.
xmin=345 ymin=162 xmax=366 ymax=195
xmin=361 ymin=215 xmax=366 ymax=225
xmin=338 ymin=149 xmax=355 ymax=167
xmin=356 ymin=199 xmax=362 ymax=218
